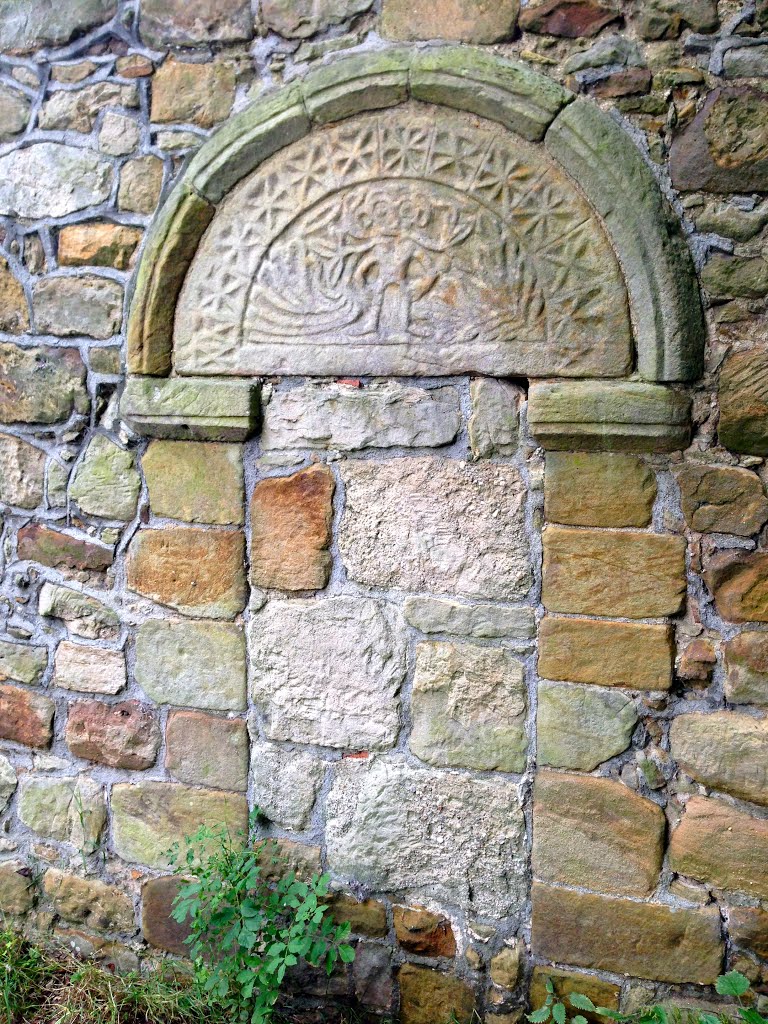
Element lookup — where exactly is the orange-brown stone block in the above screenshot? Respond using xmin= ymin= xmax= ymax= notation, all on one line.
xmin=398 ymin=964 xmax=475 ymax=1024
xmin=65 ymin=700 xmax=160 ymax=770
xmin=17 ymin=523 xmax=113 ymax=572
xmin=729 ymin=906 xmax=768 ymax=960
xmin=250 ymin=464 xmax=335 ymax=591
xmin=529 ymin=967 xmax=620 ymax=1023
xmin=0 ymin=684 xmax=54 ymax=748
xmin=705 ymin=551 xmax=768 ymax=623
xmin=394 ymin=905 xmax=456 ymax=958
xmin=141 ymin=875 xmax=191 ymax=956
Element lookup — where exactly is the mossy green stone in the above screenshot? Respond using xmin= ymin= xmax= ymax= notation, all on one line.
xmin=537 ymin=680 xmax=638 ymax=771
xmin=70 ymin=435 xmax=141 ymax=521
xmin=0 ymin=639 xmax=47 ymax=686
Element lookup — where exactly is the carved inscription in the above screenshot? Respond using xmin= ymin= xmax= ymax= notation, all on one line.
xmin=175 ymin=106 xmax=633 ymax=377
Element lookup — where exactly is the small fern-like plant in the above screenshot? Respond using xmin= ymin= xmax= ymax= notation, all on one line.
xmin=168 ymin=811 xmax=355 ymax=1024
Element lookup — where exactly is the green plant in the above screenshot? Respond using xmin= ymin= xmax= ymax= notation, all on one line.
xmin=169 ymin=811 xmax=355 ymax=1024
xmin=528 ymin=972 xmax=768 ymax=1024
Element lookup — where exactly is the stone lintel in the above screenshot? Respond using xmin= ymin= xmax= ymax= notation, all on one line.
xmin=120 ymin=376 xmax=261 ymax=441
xmin=528 ymin=380 xmax=691 ymax=453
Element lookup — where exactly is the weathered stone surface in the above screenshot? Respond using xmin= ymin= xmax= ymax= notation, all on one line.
xmin=0 ymin=256 xmax=28 ymax=332
xmin=177 ymin=107 xmax=631 ymax=379
xmin=0 ymin=755 xmax=17 ymax=813
xmin=0 ymin=343 xmax=87 ymax=425
xmin=141 ymin=0 xmax=252 ymax=45
xmin=39 ymin=82 xmax=138 ymax=133
xmin=33 ymin=275 xmax=123 ymax=340
xmin=0 ymin=860 xmax=35 ymax=915
xmin=533 ymin=772 xmax=664 ymax=896
xmin=121 ymin=377 xmax=260 ymax=443
xmin=143 ymin=441 xmax=244 ymax=525
xmin=729 ymin=907 xmax=768 ymax=960
xmin=353 ymin=944 xmax=393 ymax=1009
xmin=532 ymin=883 xmax=723 ymax=984
xmin=0 ymin=0 xmax=116 ymax=52
xmin=111 ymin=782 xmax=248 ymax=869
xmin=398 ymin=965 xmax=475 ymax=1024
xmin=702 ymin=255 xmax=768 ymax=302
xmin=0 ymin=640 xmax=46 ymax=686
xmin=326 ymin=756 xmax=526 ymax=917
xmin=250 ymin=465 xmax=334 ymax=591
xmin=58 ymin=224 xmax=142 ymax=271
xmin=166 ymin=711 xmax=248 ymax=791
xmin=0 ymin=640 xmax=47 ymax=686
xmin=89 ymin=348 xmax=121 ymax=375
xmin=98 ymin=112 xmax=141 ymax=157
xmin=250 ymin=597 xmax=405 ymax=750
xmin=141 ymin=876 xmax=190 ymax=955
xmin=706 ymin=551 xmax=768 ymax=624
xmin=671 ymin=89 xmax=768 ymax=194
xmin=545 ymin=453 xmax=656 ymax=528
xmin=723 ymin=45 xmax=768 ymax=79
xmin=394 ymin=906 xmax=456 ymax=958
xmin=382 ymin=0 xmax=517 ymax=41
xmin=0 ymin=435 xmax=45 ymax=509
xmin=70 ymin=435 xmax=140 ymax=521
xmin=543 ymin=527 xmax=686 ymax=618
xmin=329 ymin=894 xmax=388 ymax=937
xmin=537 ymin=681 xmax=637 ymax=771
xmin=520 ymin=0 xmax=620 ymax=36
xmin=670 ymin=797 xmax=768 ymax=901
xmin=261 ymin=383 xmax=461 ymax=452
xmin=251 ymin=742 xmax=324 ymax=829
xmin=719 ymin=350 xmax=768 ymax=455
xmin=529 ymin=968 xmax=620 ymax=1020
xmin=263 ymin=0 xmax=372 ymax=37
xmin=468 ymin=378 xmax=520 ymax=459
xmin=341 ymin=458 xmax=531 ymax=600
xmin=44 ymin=869 xmax=134 ymax=933
xmin=118 ymin=156 xmax=164 ymax=215
xmin=0 ymin=144 xmax=112 ymax=219
xmin=39 ymin=582 xmax=119 ymax=641
xmin=404 ymin=597 xmax=535 ymax=641
xmin=126 ymin=528 xmax=246 ymax=619
xmin=724 ymin=633 xmax=768 ymax=707
xmin=17 ymin=525 xmax=113 ymax=573
xmin=53 ymin=642 xmax=125 ymax=696
xmin=410 ymin=641 xmax=527 ymax=772
xmin=135 ymin=619 xmax=246 ymax=711
xmin=150 ymin=59 xmax=235 ymax=128
xmin=539 ymin=616 xmax=673 ymax=690
xmin=634 ymin=0 xmax=717 ymax=39
xmin=490 ymin=945 xmax=521 ymax=989
xmin=18 ymin=777 xmax=105 ymax=851
xmin=0 ymin=84 xmax=30 ymax=140
xmin=0 ymin=684 xmax=54 ymax=747
xmin=671 ymin=711 xmax=768 ymax=807
xmin=677 ymin=464 xmax=768 ymax=536
xmin=66 ymin=700 xmax=160 ymax=770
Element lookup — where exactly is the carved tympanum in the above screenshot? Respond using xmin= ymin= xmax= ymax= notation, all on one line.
xmin=175 ymin=105 xmax=633 ymax=378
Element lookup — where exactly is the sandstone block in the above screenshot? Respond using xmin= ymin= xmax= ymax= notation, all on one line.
xmin=531 ymin=883 xmax=723 ymax=984
xmin=0 ymin=256 xmax=28 ymax=332
xmin=261 ymin=382 xmax=461 ymax=452
xmin=341 ymin=458 xmax=531 ymax=600
xmin=39 ymin=582 xmax=119 ymax=641
xmin=251 ymin=742 xmax=324 ymax=829
xmin=0 ymin=0 xmax=116 ymax=52
xmin=17 ymin=525 xmax=113 ymax=573
xmin=39 ymin=82 xmax=138 ymax=133
xmin=394 ymin=906 xmax=456 ymax=958
xmin=53 ymin=642 xmax=125 ymax=696
xmin=143 ymin=441 xmax=244 ymax=525
xmin=410 ymin=641 xmax=527 ymax=772
xmin=0 ymin=684 xmax=54 ymax=748
xmin=0 ymin=144 xmax=112 ymax=219
xmin=250 ymin=597 xmax=405 ymax=750
xmin=141 ymin=876 xmax=191 ymax=955
xmin=538 ymin=617 xmax=674 ymax=690
xmin=0 ymin=84 xmax=30 ymax=140
xmin=150 ymin=58 xmax=235 ymax=128
xmin=403 ymin=597 xmax=535 ymax=640
xmin=520 ymin=0 xmax=620 ymax=36
xmin=70 ymin=435 xmax=141 ymax=521
xmin=398 ymin=965 xmax=475 ymax=1024
xmin=676 ymin=464 xmax=768 ymax=536
xmin=490 ymin=945 xmax=521 ymax=989
xmin=702 ymin=255 xmax=768 ymax=302
xmin=468 ymin=379 xmax=521 ymax=459
xmin=263 ymin=0 xmax=372 ymax=37
xmin=135 ymin=619 xmax=246 ymax=711
xmin=729 ymin=907 xmax=768 ymax=960
xmin=634 ymin=0 xmax=717 ymax=39
xmin=166 ymin=711 xmax=249 ymax=791
xmin=98 ymin=112 xmax=141 ymax=157
xmin=0 ymin=343 xmax=87 ymax=425
xmin=0 ymin=755 xmax=17 ymax=813
xmin=724 ymin=633 xmax=768 ymax=706
xmin=0 ymin=861 xmax=35 ymax=915
xmin=528 ymin=968 xmax=620 ymax=1021
xmin=118 ymin=156 xmax=164 ymax=215
xmin=671 ymin=711 xmax=768 ymax=807
xmin=0 ymin=639 xmax=47 ymax=686
xmin=328 ymin=894 xmax=388 ymax=937
xmin=0 ymin=435 xmax=45 ymax=508
xmin=326 ymin=756 xmax=526 ymax=918
xmin=111 ymin=782 xmax=248 ymax=869
xmin=545 ymin=453 xmax=656 ymax=527
xmin=58 ymin=223 xmax=142 ymax=271
xmin=120 ymin=377 xmax=260 ymax=443
xmin=542 ymin=527 xmax=686 ymax=618
xmin=140 ymin=0 xmax=252 ymax=45
xmin=250 ymin=465 xmax=334 ymax=591
xmin=705 ymin=551 xmax=768 ymax=623
xmin=126 ymin=528 xmax=246 ymax=619
xmin=66 ymin=700 xmax=160 ymax=770
xmin=33 ymin=275 xmax=123 ymax=339
xmin=537 ymin=680 xmax=637 ymax=771
xmin=670 ymin=796 xmax=768 ymax=901
xmin=719 ymin=350 xmax=768 ymax=455
xmin=533 ymin=772 xmax=665 ymax=897
xmin=18 ymin=777 xmax=105 ymax=852
xmin=382 ymin=0 xmax=517 ymax=41
xmin=44 ymin=868 xmax=134 ymax=933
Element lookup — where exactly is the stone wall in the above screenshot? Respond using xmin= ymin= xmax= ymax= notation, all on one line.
xmin=1 ymin=1 xmax=768 ymax=1023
